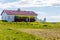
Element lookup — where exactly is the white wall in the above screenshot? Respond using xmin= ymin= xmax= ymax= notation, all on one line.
xmin=0 ymin=16 xmax=2 ymax=20
xmin=1 ymin=12 xmax=15 ymax=22
xmin=7 ymin=15 xmax=15 ymax=22
xmin=2 ymin=12 xmax=8 ymax=20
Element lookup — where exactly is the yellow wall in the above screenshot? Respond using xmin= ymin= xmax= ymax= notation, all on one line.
xmin=15 ymin=15 xmax=35 ymax=18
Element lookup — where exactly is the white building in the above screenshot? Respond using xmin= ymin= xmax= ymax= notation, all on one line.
xmin=1 ymin=9 xmax=37 ymax=22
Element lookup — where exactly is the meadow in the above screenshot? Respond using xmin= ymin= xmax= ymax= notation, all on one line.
xmin=0 ymin=22 xmax=60 ymax=40
xmin=0 ymin=22 xmax=60 ymax=29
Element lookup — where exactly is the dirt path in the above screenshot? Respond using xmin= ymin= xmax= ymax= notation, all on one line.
xmin=10 ymin=27 xmax=60 ymax=40
xmin=17 ymin=29 xmax=60 ymax=40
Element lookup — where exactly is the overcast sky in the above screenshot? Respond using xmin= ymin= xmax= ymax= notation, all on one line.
xmin=0 ymin=0 xmax=60 ymax=22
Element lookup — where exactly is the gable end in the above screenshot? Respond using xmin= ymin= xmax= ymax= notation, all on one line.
xmin=1 ymin=10 xmax=4 ymax=15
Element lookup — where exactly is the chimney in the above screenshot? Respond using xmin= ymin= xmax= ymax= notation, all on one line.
xmin=17 ymin=8 xmax=20 ymax=11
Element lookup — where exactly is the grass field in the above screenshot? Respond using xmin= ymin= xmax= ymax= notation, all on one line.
xmin=0 ymin=22 xmax=60 ymax=40
xmin=0 ymin=22 xmax=60 ymax=29
xmin=0 ymin=28 xmax=43 ymax=40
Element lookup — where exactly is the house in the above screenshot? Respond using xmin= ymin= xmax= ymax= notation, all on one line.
xmin=1 ymin=9 xmax=37 ymax=22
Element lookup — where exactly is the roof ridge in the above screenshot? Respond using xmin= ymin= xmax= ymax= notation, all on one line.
xmin=2 ymin=9 xmax=37 ymax=16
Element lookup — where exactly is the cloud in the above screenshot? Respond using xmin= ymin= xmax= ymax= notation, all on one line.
xmin=46 ymin=16 xmax=60 ymax=22
xmin=35 ymin=11 xmax=60 ymax=22
xmin=0 ymin=0 xmax=18 ymax=3
xmin=52 ymin=3 xmax=60 ymax=7
xmin=34 ymin=11 xmax=60 ymax=22
xmin=35 ymin=12 xmax=47 ymax=19
xmin=47 ymin=16 xmax=60 ymax=19
xmin=0 ymin=0 xmax=60 ymax=9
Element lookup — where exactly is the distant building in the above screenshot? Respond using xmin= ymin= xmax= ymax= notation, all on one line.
xmin=43 ymin=18 xmax=46 ymax=22
xmin=40 ymin=18 xmax=46 ymax=22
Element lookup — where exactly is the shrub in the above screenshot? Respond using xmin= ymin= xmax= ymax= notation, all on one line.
xmin=43 ymin=25 xmax=48 ymax=27
xmin=13 ymin=38 xmax=16 ymax=40
xmin=16 ymin=32 xmax=19 ymax=34
xmin=0 ymin=20 xmax=8 ymax=22
xmin=7 ymin=28 xmax=12 ymax=30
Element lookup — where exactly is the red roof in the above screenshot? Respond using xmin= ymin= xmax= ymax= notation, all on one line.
xmin=2 ymin=10 xmax=37 ymax=16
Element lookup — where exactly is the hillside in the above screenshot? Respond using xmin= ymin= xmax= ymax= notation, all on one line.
xmin=0 ymin=28 xmax=43 ymax=40
xmin=0 ymin=22 xmax=60 ymax=40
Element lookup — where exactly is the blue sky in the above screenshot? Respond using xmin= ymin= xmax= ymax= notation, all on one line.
xmin=0 ymin=0 xmax=60 ymax=22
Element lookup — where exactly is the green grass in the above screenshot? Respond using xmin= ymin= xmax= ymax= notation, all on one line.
xmin=0 ymin=22 xmax=60 ymax=40
xmin=0 ymin=22 xmax=60 ymax=29
xmin=0 ymin=27 xmax=43 ymax=40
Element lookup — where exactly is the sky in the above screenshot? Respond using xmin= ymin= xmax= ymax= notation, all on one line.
xmin=0 ymin=0 xmax=60 ymax=22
